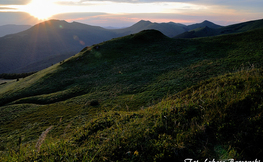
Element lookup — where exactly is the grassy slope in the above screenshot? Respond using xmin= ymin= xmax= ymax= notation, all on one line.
xmin=0 ymin=28 xmax=263 ymax=161
xmin=21 ymin=68 xmax=263 ymax=161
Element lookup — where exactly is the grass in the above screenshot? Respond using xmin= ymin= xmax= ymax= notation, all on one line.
xmin=0 ymin=28 xmax=263 ymax=161
xmin=2 ymin=68 xmax=262 ymax=161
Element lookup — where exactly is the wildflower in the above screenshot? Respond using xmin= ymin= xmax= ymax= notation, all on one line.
xmin=134 ymin=150 xmax=139 ymax=156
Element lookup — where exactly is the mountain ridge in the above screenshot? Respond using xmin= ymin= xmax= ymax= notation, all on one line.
xmin=185 ymin=20 xmax=222 ymax=31
xmin=0 ymin=19 xmax=221 ymax=74
xmin=2 ymin=19 xmax=263 ymax=74
xmin=175 ymin=18 xmax=263 ymax=38
xmin=0 ymin=20 xmax=118 ymax=74
xmin=112 ymin=20 xmax=187 ymax=37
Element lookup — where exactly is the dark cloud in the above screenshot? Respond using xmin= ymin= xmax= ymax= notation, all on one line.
xmin=221 ymin=0 xmax=263 ymax=13
xmin=0 ymin=12 xmax=40 ymax=26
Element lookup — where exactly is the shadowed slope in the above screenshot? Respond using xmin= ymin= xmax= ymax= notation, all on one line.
xmin=175 ymin=18 xmax=263 ymax=38
xmin=186 ymin=20 xmax=222 ymax=31
xmin=0 ymin=20 xmax=117 ymax=74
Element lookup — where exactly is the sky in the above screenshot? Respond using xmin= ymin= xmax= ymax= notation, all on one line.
xmin=0 ymin=0 xmax=263 ymax=27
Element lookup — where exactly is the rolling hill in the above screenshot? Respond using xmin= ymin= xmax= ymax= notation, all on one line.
xmin=175 ymin=18 xmax=263 ymax=38
xmin=0 ymin=19 xmax=222 ymax=74
xmin=0 ymin=26 xmax=263 ymax=161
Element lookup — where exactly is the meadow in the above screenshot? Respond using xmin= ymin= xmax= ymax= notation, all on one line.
xmin=0 ymin=28 xmax=263 ymax=161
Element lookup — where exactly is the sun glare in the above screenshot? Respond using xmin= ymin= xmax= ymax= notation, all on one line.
xmin=22 ymin=0 xmax=59 ymax=20
xmin=14 ymin=1 xmax=210 ymax=21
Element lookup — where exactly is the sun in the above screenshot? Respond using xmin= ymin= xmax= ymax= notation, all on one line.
xmin=22 ymin=0 xmax=59 ymax=20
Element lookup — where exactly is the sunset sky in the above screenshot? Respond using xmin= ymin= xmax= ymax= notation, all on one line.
xmin=0 ymin=0 xmax=263 ymax=27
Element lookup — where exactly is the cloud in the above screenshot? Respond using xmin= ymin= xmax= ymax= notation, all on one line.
xmin=0 ymin=7 xmax=16 ymax=10
xmin=57 ymin=1 xmax=209 ymax=14
xmin=0 ymin=12 xmax=40 ymax=25
xmin=186 ymin=0 xmax=263 ymax=13
xmin=1 ymin=0 xmax=262 ymax=27
xmin=55 ymin=0 xmax=193 ymax=5
xmin=53 ymin=12 xmax=108 ymax=22
xmin=5 ymin=1 xmax=211 ymax=17
xmin=0 ymin=0 xmax=31 ymax=5
xmin=52 ymin=0 xmax=263 ymax=18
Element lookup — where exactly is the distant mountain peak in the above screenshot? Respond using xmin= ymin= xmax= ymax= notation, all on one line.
xmin=135 ymin=20 xmax=152 ymax=26
xmin=138 ymin=20 xmax=152 ymax=23
xmin=131 ymin=29 xmax=167 ymax=42
xmin=128 ymin=20 xmax=153 ymax=30
xmin=34 ymin=19 xmax=68 ymax=28
xmin=186 ymin=20 xmax=222 ymax=31
xmin=41 ymin=19 xmax=68 ymax=24
xmin=201 ymin=20 xmax=218 ymax=25
xmin=202 ymin=20 xmax=211 ymax=23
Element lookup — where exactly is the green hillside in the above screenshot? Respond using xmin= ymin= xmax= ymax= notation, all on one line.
xmin=0 ymin=28 xmax=263 ymax=161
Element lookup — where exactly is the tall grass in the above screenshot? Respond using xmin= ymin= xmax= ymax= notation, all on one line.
xmin=35 ymin=126 xmax=53 ymax=152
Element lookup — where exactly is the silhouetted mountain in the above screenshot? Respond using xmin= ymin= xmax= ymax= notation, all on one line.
xmin=186 ymin=20 xmax=222 ymax=31
xmin=113 ymin=20 xmax=187 ymax=37
xmin=175 ymin=19 xmax=263 ymax=38
xmin=0 ymin=19 xmax=221 ymax=73
xmin=1 ymin=19 xmax=257 ymax=74
xmin=103 ymin=26 xmax=125 ymax=29
xmin=0 ymin=20 xmax=117 ymax=73
xmin=219 ymin=18 xmax=263 ymax=34
xmin=168 ymin=22 xmax=186 ymax=27
xmin=0 ymin=24 xmax=31 ymax=37
xmin=175 ymin=26 xmax=218 ymax=38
